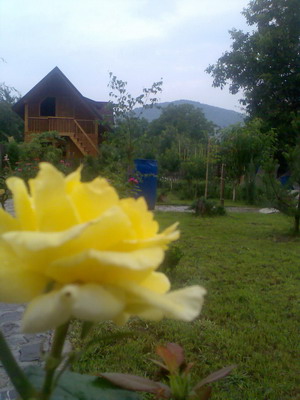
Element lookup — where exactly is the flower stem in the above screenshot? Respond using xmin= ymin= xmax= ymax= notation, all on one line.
xmin=0 ymin=330 xmax=38 ymax=399
xmin=40 ymin=321 xmax=70 ymax=400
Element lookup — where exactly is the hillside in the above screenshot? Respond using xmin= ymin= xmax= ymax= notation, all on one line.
xmin=135 ymin=99 xmax=245 ymax=128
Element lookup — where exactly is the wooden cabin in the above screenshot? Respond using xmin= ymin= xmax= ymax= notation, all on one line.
xmin=13 ymin=67 xmax=112 ymax=157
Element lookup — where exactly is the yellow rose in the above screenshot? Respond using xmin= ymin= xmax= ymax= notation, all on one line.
xmin=0 ymin=163 xmax=206 ymax=333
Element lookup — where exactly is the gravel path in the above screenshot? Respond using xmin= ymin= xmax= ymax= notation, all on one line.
xmin=155 ymin=204 xmax=262 ymax=213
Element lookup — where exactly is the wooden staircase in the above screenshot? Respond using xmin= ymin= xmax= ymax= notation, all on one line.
xmin=70 ymin=120 xmax=99 ymax=156
xmin=26 ymin=117 xmax=100 ymax=157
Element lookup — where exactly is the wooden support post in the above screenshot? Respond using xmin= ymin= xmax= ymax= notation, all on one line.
xmin=220 ymin=163 xmax=225 ymax=206
xmin=204 ymin=138 xmax=210 ymax=199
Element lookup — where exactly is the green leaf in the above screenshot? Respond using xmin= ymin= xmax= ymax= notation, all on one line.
xmin=192 ymin=365 xmax=236 ymax=391
xmin=24 ymin=366 xmax=141 ymax=400
xmin=0 ymin=331 xmax=38 ymax=399
xmin=100 ymin=373 xmax=171 ymax=398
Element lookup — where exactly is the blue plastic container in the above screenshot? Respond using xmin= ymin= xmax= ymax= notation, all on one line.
xmin=279 ymin=173 xmax=290 ymax=186
xmin=134 ymin=159 xmax=158 ymax=210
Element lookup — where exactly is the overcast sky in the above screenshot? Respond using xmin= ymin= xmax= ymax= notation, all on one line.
xmin=1 ymin=0 xmax=251 ymax=112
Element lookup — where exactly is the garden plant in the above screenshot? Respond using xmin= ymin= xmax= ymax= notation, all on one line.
xmin=0 ymin=163 xmax=211 ymax=400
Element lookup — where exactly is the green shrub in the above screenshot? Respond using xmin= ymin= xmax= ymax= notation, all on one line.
xmin=191 ymin=197 xmax=226 ymax=217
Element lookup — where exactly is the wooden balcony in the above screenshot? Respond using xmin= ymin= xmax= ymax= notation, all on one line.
xmin=27 ymin=117 xmax=99 ymax=156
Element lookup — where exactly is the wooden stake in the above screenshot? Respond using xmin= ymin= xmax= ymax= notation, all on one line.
xmin=204 ymin=138 xmax=210 ymax=199
xmin=220 ymin=163 xmax=225 ymax=206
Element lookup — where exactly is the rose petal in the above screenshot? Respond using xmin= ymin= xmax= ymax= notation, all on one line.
xmin=6 ymin=177 xmax=36 ymax=230
xmin=0 ymin=244 xmax=48 ymax=302
xmin=0 ymin=269 xmax=47 ymax=302
xmin=164 ymin=286 xmax=207 ymax=321
xmin=70 ymin=284 xmax=125 ymax=322
xmin=2 ymin=221 xmax=91 ymax=252
xmin=115 ymin=222 xmax=180 ymax=251
xmin=47 ymin=247 xmax=165 ymax=284
xmin=120 ymin=282 xmax=206 ymax=322
xmin=120 ymin=197 xmax=159 ymax=239
xmin=22 ymin=284 xmax=126 ymax=332
xmin=0 ymin=208 xmax=19 ymax=234
xmin=21 ymin=287 xmax=74 ymax=332
xmin=69 ymin=176 xmax=119 ymax=222
xmin=28 ymin=163 xmax=79 ymax=231
xmin=140 ymin=272 xmax=171 ymax=294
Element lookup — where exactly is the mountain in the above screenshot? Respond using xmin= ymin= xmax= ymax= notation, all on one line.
xmin=135 ymin=99 xmax=245 ymax=128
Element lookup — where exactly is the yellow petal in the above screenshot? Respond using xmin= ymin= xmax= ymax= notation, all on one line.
xmin=0 ymin=268 xmax=48 ymax=302
xmin=0 ymin=208 xmax=19 ymax=234
xmin=69 ymin=176 xmax=119 ymax=222
xmin=119 ymin=197 xmax=159 ymax=239
xmin=164 ymin=286 xmax=207 ymax=321
xmin=65 ymin=166 xmax=82 ymax=193
xmin=0 ymin=242 xmax=48 ymax=302
xmin=47 ymin=247 xmax=164 ymax=284
xmin=119 ymin=282 xmax=206 ymax=322
xmin=28 ymin=163 xmax=78 ymax=231
xmin=71 ymin=284 xmax=125 ymax=322
xmin=140 ymin=272 xmax=171 ymax=294
xmin=76 ymin=206 xmax=134 ymax=250
xmin=2 ymin=221 xmax=91 ymax=253
xmin=21 ymin=287 xmax=74 ymax=333
xmin=114 ymin=222 xmax=180 ymax=252
xmin=6 ymin=177 xmax=36 ymax=230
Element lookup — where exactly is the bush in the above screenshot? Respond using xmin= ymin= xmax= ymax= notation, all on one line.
xmin=191 ymin=197 xmax=226 ymax=217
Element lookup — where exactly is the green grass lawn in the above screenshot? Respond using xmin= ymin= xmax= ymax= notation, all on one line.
xmin=71 ymin=211 xmax=300 ymax=400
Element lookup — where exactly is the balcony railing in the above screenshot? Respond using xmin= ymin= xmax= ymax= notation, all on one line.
xmin=27 ymin=117 xmax=96 ymax=136
xmin=27 ymin=117 xmax=99 ymax=156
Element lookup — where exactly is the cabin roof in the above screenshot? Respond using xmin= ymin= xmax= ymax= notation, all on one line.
xmin=13 ymin=67 xmax=112 ymax=122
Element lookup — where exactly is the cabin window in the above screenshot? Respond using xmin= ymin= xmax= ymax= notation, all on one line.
xmin=40 ymin=97 xmax=56 ymax=116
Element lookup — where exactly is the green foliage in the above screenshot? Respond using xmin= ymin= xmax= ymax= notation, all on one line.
xmin=2 ymin=132 xmax=75 ymax=182
xmin=24 ymin=366 xmax=140 ymax=400
xmin=191 ymin=197 xmax=226 ymax=217
xmin=220 ymin=119 xmax=277 ymax=203
xmin=0 ymin=83 xmax=23 ymax=142
xmin=263 ymin=138 xmax=300 ymax=233
xmin=206 ymin=0 xmax=300 ymax=149
xmin=6 ymin=140 xmax=21 ymax=165
xmin=108 ymin=72 xmax=163 ymax=169
xmin=159 ymin=147 xmax=181 ymax=174
xmin=101 ymin=344 xmax=234 ymax=400
xmin=18 ymin=131 xmax=64 ymax=164
xmin=150 ymin=103 xmax=215 ymax=141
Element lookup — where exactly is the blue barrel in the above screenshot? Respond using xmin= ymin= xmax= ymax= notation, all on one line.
xmin=134 ymin=159 xmax=158 ymax=210
xmin=279 ymin=173 xmax=290 ymax=186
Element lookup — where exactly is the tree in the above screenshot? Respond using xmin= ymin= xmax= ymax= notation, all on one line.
xmin=150 ymin=103 xmax=215 ymax=142
xmin=149 ymin=103 xmax=215 ymax=163
xmin=221 ymin=119 xmax=277 ymax=202
xmin=206 ymin=0 xmax=300 ymax=154
xmin=262 ymin=136 xmax=300 ymax=233
xmin=0 ymin=83 xmax=23 ymax=142
xmin=107 ymin=73 xmax=163 ymax=170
